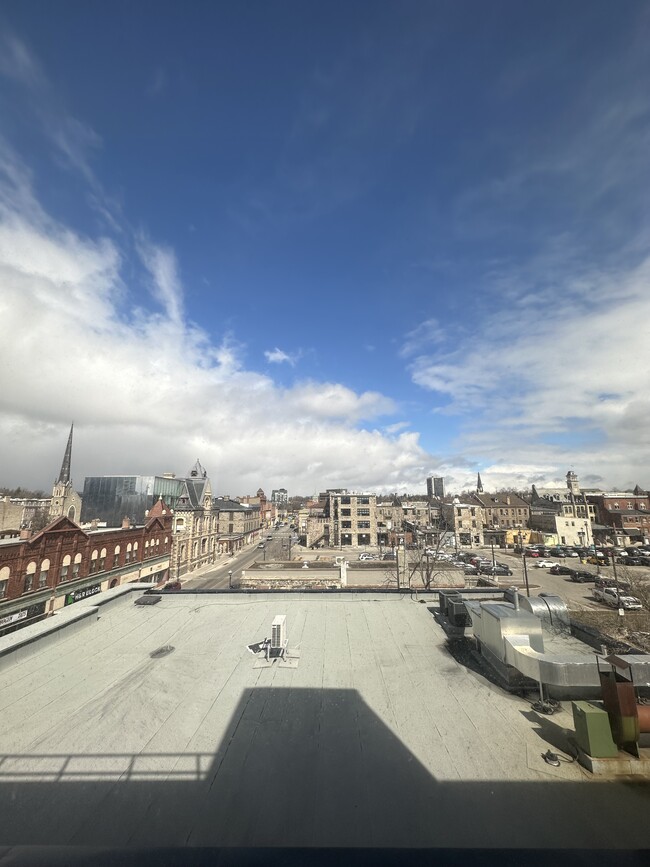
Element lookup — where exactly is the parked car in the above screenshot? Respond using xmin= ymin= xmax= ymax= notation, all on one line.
xmin=479 ymin=564 xmax=513 ymax=576
xmin=534 ymin=559 xmax=556 ymax=568
xmin=620 ymin=556 xmax=644 ymax=565
xmin=595 ymin=577 xmax=631 ymax=592
xmin=593 ymin=586 xmax=643 ymax=610
xmin=257 ymin=543 xmax=265 ymax=549
xmin=382 ymin=552 xmax=397 ymax=560
xmin=462 ymin=564 xmax=478 ymax=574
xmin=524 ymin=549 xmax=539 ymax=557
xmin=549 ymin=564 xmax=575 ymax=575
xmin=564 ymin=550 xmax=579 ymax=558
xmin=570 ymin=570 xmax=597 ymax=583
xmin=359 ymin=553 xmax=375 ymax=561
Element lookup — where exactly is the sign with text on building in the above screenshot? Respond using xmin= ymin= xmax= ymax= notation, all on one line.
xmin=65 ymin=583 xmax=101 ymax=606
xmin=0 ymin=601 xmax=46 ymax=629
xmin=0 ymin=608 xmax=28 ymax=628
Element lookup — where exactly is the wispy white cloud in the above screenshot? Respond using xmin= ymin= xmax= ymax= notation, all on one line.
xmin=264 ymin=347 xmax=295 ymax=365
xmin=408 ymin=250 xmax=650 ymax=489
xmin=399 ymin=318 xmax=446 ymax=358
xmin=0 ymin=30 xmax=122 ymax=233
xmin=0 ymin=139 xmax=436 ymax=494
xmin=136 ymin=236 xmax=184 ymax=325
xmin=0 ymin=32 xmax=44 ymax=88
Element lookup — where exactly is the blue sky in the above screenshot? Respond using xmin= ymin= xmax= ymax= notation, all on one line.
xmin=1 ymin=1 xmax=650 ymax=495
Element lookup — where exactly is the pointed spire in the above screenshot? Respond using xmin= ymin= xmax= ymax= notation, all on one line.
xmin=476 ymin=472 xmax=484 ymax=494
xmin=57 ymin=423 xmax=74 ymax=484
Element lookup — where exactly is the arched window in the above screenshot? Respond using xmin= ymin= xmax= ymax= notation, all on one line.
xmin=73 ymin=552 xmax=82 ymax=579
xmin=61 ymin=554 xmax=72 ymax=581
xmin=164 ymin=536 xmax=169 ymax=546
xmin=114 ymin=545 xmax=121 ymax=567
xmin=67 ymin=505 xmax=76 ymax=521
xmin=126 ymin=542 xmax=132 ymax=564
xmin=0 ymin=565 xmax=9 ymax=598
xmin=90 ymin=549 xmax=99 ymax=574
xmin=24 ymin=561 xmax=37 ymax=593
xmin=39 ymin=558 xmax=50 ymax=588
xmin=99 ymin=548 xmax=107 ymax=571
xmin=174 ymin=517 xmax=185 ymax=533
xmin=133 ymin=541 xmax=138 ymax=551
xmin=155 ymin=538 xmax=159 ymax=547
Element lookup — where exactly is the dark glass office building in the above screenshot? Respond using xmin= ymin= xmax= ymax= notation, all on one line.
xmin=81 ymin=475 xmax=183 ymax=527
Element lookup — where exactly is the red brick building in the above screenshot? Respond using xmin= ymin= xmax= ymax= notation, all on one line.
xmin=0 ymin=498 xmax=173 ymax=635
xmin=585 ymin=489 xmax=650 ymax=544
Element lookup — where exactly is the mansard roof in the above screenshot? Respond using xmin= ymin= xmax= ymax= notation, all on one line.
xmin=188 ymin=459 xmax=207 ymax=480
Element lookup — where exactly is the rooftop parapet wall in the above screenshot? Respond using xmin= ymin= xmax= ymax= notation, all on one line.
xmin=240 ymin=561 xmax=466 ymax=589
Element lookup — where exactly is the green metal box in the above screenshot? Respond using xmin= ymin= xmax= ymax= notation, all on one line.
xmin=572 ymin=701 xmax=618 ymax=758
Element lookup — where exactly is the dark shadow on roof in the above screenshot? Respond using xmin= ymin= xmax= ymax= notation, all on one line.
xmin=1 ymin=687 xmax=650 ymax=855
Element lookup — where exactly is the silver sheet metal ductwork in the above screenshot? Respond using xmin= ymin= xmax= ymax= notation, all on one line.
xmin=465 ymin=593 xmax=650 ymax=694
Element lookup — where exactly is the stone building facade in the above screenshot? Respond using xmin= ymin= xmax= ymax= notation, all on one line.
xmin=470 ymin=492 xmax=530 ymax=531
xmin=321 ymin=491 xmax=379 ymax=548
xmin=529 ymin=472 xmax=594 ymax=546
xmin=170 ymin=460 xmax=220 ymax=578
xmin=441 ymin=498 xmax=485 ymax=547
xmin=215 ymin=498 xmax=262 ymax=553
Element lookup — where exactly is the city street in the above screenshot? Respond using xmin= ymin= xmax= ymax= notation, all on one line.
xmin=182 ymin=527 xmax=296 ymax=589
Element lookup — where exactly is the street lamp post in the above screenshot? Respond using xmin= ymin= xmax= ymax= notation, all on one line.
xmin=517 ymin=528 xmax=530 ymax=597
xmin=228 ymin=569 xmax=233 ymax=589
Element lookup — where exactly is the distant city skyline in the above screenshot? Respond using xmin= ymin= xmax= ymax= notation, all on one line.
xmin=1 ymin=3 xmax=650 ymax=493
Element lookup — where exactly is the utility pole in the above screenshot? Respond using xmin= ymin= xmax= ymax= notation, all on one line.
xmin=522 ymin=550 xmax=530 ymax=598
xmin=611 ymin=554 xmax=624 ymax=616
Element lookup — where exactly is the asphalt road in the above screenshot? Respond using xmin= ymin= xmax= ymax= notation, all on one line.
xmin=182 ymin=528 xmax=296 ymax=589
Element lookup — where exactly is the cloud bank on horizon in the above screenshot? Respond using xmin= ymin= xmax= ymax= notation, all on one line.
xmin=1 ymin=5 xmax=650 ymax=496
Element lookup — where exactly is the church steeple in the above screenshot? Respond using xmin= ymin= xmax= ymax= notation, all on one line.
xmin=57 ymin=423 xmax=74 ymax=484
xmin=49 ymin=423 xmax=81 ymax=524
xmin=476 ymin=472 xmax=484 ymax=494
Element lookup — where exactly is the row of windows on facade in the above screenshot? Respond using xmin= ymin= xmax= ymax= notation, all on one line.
xmin=174 ymin=516 xmax=219 ymax=531
xmin=340 ymin=521 xmax=371 ymax=529
xmin=340 ymin=508 xmax=371 ymax=517
xmin=0 ymin=537 xmax=169 ymax=598
xmin=458 ymin=507 xmax=527 ymax=517
xmin=339 ymin=533 xmax=372 ymax=544
xmin=338 ymin=497 xmax=371 ymax=505
xmin=177 ymin=536 xmax=216 ymax=559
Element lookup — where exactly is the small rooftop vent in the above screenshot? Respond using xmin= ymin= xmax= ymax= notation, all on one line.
xmin=150 ymin=644 xmax=175 ymax=659
xmin=135 ymin=595 xmax=161 ymax=606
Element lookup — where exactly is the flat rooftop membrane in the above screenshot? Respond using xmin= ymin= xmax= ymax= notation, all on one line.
xmin=1 ymin=593 xmax=649 ymax=848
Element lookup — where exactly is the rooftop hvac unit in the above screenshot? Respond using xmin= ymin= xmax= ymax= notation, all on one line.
xmin=269 ymin=615 xmax=287 ymax=659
